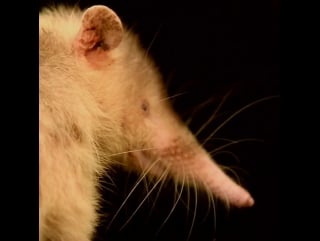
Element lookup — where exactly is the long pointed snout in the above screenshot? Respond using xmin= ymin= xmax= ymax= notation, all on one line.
xmin=191 ymin=153 xmax=254 ymax=207
xmin=133 ymin=135 xmax=254 ymax=208
xmin=135 ymin=107 xmax=254 ymax=208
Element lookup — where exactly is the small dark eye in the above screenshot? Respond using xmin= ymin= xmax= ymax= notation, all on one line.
xmin=141 ymin=99 xmax=150 ymax=114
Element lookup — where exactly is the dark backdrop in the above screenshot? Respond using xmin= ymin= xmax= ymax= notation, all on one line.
xmin=39 ymin=1 xmax=280 ymax=240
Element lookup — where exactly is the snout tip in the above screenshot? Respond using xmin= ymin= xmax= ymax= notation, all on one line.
xmin=238 ymin=194 xmax=255 ymax=208
xmin=246 ymin=195 xmax=255 ymax=207
xmin=233 ymin=192 xmax=255 ymax=208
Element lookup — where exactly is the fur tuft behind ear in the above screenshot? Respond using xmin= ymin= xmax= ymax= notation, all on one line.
xmin=73 ymin=5 xmax=123 ymax=63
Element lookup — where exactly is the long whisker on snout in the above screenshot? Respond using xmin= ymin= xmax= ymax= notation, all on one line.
xmin=107 ymin=148 xmax=157 ymax=157
xmin=155 ymin=165 xmax=185 ymax=236
xmin=202 ymin=95 xmax=280 ymax=146
xmin=186 ymin=173 xmax=198 ymax=241
xmin=119 ymin=169 xmax=169 ymax=231
xmin=209 ymin=138 xmax=264 ymax=155
xmin=185 ymin=97 xmax=218 ymax=127
xmin=106 ymin=157 xmax=163 ymax=230
xmin=195 ymin=90 xmax=232 ymax=137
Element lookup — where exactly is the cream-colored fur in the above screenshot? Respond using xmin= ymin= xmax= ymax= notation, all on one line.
xmin=39 ymin=5 xmax=167 ymax=241
xmin=40 ymin=5 xmax=254 ymax=241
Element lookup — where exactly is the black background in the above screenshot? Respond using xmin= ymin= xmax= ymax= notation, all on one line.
xmin=39 ymin=0 xmax=280 ymax=241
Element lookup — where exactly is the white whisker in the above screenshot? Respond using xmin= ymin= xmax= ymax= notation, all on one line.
xmin=107 ymin=147 xmax=157 ymax=157
xmin=186 ymin=174 xmax=198 ymax=241
xmin=185 ymin=97 xmax=218 ymax=127
xmin=156 ymin=169 xmax=185 ymax=235
xmin=119 ymin=169 xmax=169 ymax=231
xmin=106 ymin=158 xmax=162 ymax=230
xmin=202 ymin=95 xmax=279 ymax=146
xmin=159 ymin=92 xmax=189 ymax=102
xmin=142 ymin=24 xmax=163 ymax=62
xmin=149 ymin=172 xmax=168 ymax=216
xmin=212 ymin=150 xmax=241 ymax=163
xmin=195 ymin=90 xmax=232 ymax=137
xmin=209 ymin=138 xmax=263 ymax=155
xmin=208 ymin=191 xmax=217 ymax=234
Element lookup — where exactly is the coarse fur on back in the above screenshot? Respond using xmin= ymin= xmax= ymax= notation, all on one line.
xmin=39 ymin=5 xmax=254 ymax=241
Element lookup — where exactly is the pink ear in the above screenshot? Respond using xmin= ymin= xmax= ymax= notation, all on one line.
xmin=73 ymin=5 xmax=123 ymax=64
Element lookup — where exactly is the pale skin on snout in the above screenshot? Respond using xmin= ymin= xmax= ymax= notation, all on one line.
xmin=39 ymin=5 xmax=254 ymax=241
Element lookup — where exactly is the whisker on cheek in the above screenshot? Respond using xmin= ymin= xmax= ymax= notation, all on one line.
xmin=119 ymin=169 xmax=169 ymax=231
xmin=148 ymin=169 xmax=169 ymax=216
xmin=155 ymin=166 xmax=185 ymax=236
xmin=186 ymin=173 xmax=198 ymax=241
xmin=106 ymin=158 xmax=163 ymax=230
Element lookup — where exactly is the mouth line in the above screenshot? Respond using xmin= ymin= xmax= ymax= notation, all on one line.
xmin=129 ymin=149 xmax=170 ymax=176
xmin=130 ymin=149 xmax=153 ymax=166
